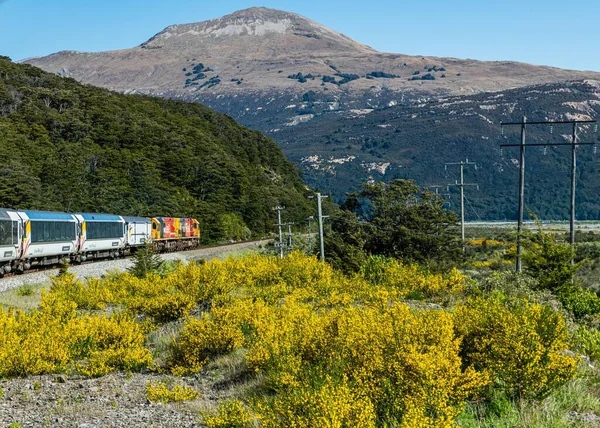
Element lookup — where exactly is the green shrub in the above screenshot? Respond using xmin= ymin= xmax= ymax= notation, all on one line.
xmin=572 ymin=326 xmax=600 ymax=361
xmin=559 ymin=286 xmax=600 ymax=319
xmin=16 ymin=284 xmax=35 ymax=296
xmin=128 ymin=246 xmax=164 ymax=279
xmin=454 ymin=294 xmax=577 ymax=399
xmin=522 ymin=226 xmax=581 ymax=293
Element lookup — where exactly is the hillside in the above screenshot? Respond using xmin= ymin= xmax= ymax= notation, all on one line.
xmin=0 ymin=57 xmax=312 ymax=242
xmin=24 ymin=7 xmax=600 ymax=219
xmin=280 ymin=80 xmax=600 ymax=220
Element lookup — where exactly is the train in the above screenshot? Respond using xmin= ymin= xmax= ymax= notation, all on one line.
xmin=0 ymin=209 xmax=200 ymax=275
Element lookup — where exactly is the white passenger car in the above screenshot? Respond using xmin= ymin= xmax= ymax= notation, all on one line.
xmin=0 ymin=209 xmax=22 ymax=274
xmin=74 ymin=213 xmax=126 ymax=261
xmin=17 ymin=210 xmax=79 ymax=269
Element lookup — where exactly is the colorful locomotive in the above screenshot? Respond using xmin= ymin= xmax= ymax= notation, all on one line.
xmin=151 ymin=217 xmax=200 ymax=252
xmin=0 ymin=209 xmax=200 ymax=275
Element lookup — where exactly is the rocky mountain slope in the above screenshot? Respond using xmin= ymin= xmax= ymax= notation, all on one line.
xmin=26 ymin=7 xmax=599 ymax=98
xmin=25 ymin=7 xmax=600 ymax=219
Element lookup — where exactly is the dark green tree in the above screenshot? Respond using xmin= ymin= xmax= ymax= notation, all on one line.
xmin=323 ymin=209 xmax=368 ymax=273
xmin=324 ymin=180 xmax=460 ymax=270
xmin=128 ymin=246 xmax=164 ymax=279
xmin=356 ymin=180 xmax=461 ymax=265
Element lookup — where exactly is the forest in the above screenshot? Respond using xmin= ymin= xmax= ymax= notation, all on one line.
xmin=0 ymin=57 xmax=312 ymax=242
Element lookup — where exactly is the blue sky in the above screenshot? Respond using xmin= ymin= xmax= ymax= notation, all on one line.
xmin=1 ymin=0 xmax=598 ymax=71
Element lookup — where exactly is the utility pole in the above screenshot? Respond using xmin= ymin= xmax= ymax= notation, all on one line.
xmin=429 ymin=185 xmax=451 ymax=207
xmin=570 ymin=122 xmax=578 ymax=254
xmin=273 ymin=206 xmax=285 ymax=259
xmin=286 ymin=223 xmax=294 ymax=252
xmin=306 ymin=216 xmax=314 ymax=254
xmin=446 ymin=160 xmax=478 ymax=243
xmin=500 ymin=118 xmax=597 ymax=270
xmin=309 ymin=193 xmax=329 ymax=262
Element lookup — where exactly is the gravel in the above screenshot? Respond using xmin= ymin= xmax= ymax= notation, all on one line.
xmin=0 ymin=240 xmax=270 ymax=293
xmin=0 ymin=373 xmax=208 ymax=427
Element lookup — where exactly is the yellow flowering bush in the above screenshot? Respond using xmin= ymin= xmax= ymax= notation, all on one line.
xmin=145 ymin=380 xmax=200 ymax=403
xmin=202 ymin=399 xmax=254 ymax=428
xmin=256 ymin=374 xmax=376 ymax=428
xmin=0 ymin=291 xmax=152 ymax=378
xmin=0 ymin=308 xmax=72 ymax=377
xmin=454 ymin=293 xmax=577 ymax=399
xmin=244 ymin=302 xmax=488 ymax=426
xmin=359 ymin=255 xmax=466 ymax=301
xmin=467 ymin=238 xmax=506 ymax=247
xmin=69 ymin=312 xmax=153 ymax=377
xmin=168 ymin=302 xmax=251 ymax=375
xmin=164 ymin=258 xmax=239 ymax=303
xmin=126 ymin=291 xmax=195 ymax=323
xmin=2 ymin=251 xmax=582 ymax=427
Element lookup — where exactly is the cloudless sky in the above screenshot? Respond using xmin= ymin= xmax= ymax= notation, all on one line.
xmin=1 ymin=0 xmax=599 ymax=71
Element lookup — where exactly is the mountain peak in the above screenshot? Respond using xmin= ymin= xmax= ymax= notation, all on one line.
xmin=221 ymin=6 xmax=306 ymax=21
xmin=142 ymin=7 xmax=374 ymax=52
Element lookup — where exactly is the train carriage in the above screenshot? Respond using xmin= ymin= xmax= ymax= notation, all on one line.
xmin=0 ymin=209 xmax=22 ymax=274
xmin=17 ymin=210 xmax=78 ymax=270
xmin=123 ymin=216 xmax=152 ymax=250
xmin=74 ymin=213 xmax=126 ymax=261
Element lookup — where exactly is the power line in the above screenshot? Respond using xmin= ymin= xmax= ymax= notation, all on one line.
xmin=464 ymin=195 xmax=482 ymax=221
xmin=306 ymin=216 xmax=314 ymax=255
xmin=500 ymin=117 xmax=598 ymax=271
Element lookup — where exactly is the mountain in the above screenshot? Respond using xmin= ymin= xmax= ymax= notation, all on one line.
xmin=280 ymin=80 xmax=600 ymax=220
xmin=0 ymin=57 xmax=313 ymax=242
xmin=26 ymin=7 xmax=598 ymax=97
xmin=24 ymin=7 xmax=600 ymax=219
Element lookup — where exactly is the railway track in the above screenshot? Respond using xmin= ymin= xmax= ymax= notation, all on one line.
xmin=0 ymin=239 xmax=271 ymax=292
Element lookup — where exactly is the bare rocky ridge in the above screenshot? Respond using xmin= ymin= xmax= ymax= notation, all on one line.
xmin=26 ymin=7 xmax=599 ymax=98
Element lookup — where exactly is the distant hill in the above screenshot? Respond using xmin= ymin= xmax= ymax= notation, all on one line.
xmin=24 ymin=7 xmax=600 ymax=219
xmin=280 ymin=80 xmax=600 ymax=220
xmin=0 ymin=57 xmax=312 ymax=242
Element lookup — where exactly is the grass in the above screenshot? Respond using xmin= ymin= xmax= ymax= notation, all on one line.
xmin=214 ymin=245 xmax=272 ymax=260
xmin=458 ymin=368 xmax=600 ymax=427
xmin=0 ymin=282 xmax=48 ymax=311
xmin=146 ymin=320 xmax=183 ymax=366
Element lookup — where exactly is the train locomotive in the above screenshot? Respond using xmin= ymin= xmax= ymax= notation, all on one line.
xmin=0 ymin=209 xmax=200 ymax=275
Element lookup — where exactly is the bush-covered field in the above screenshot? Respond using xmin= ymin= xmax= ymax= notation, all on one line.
xmin=2 ymin=252 xmax=600 ymax=427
